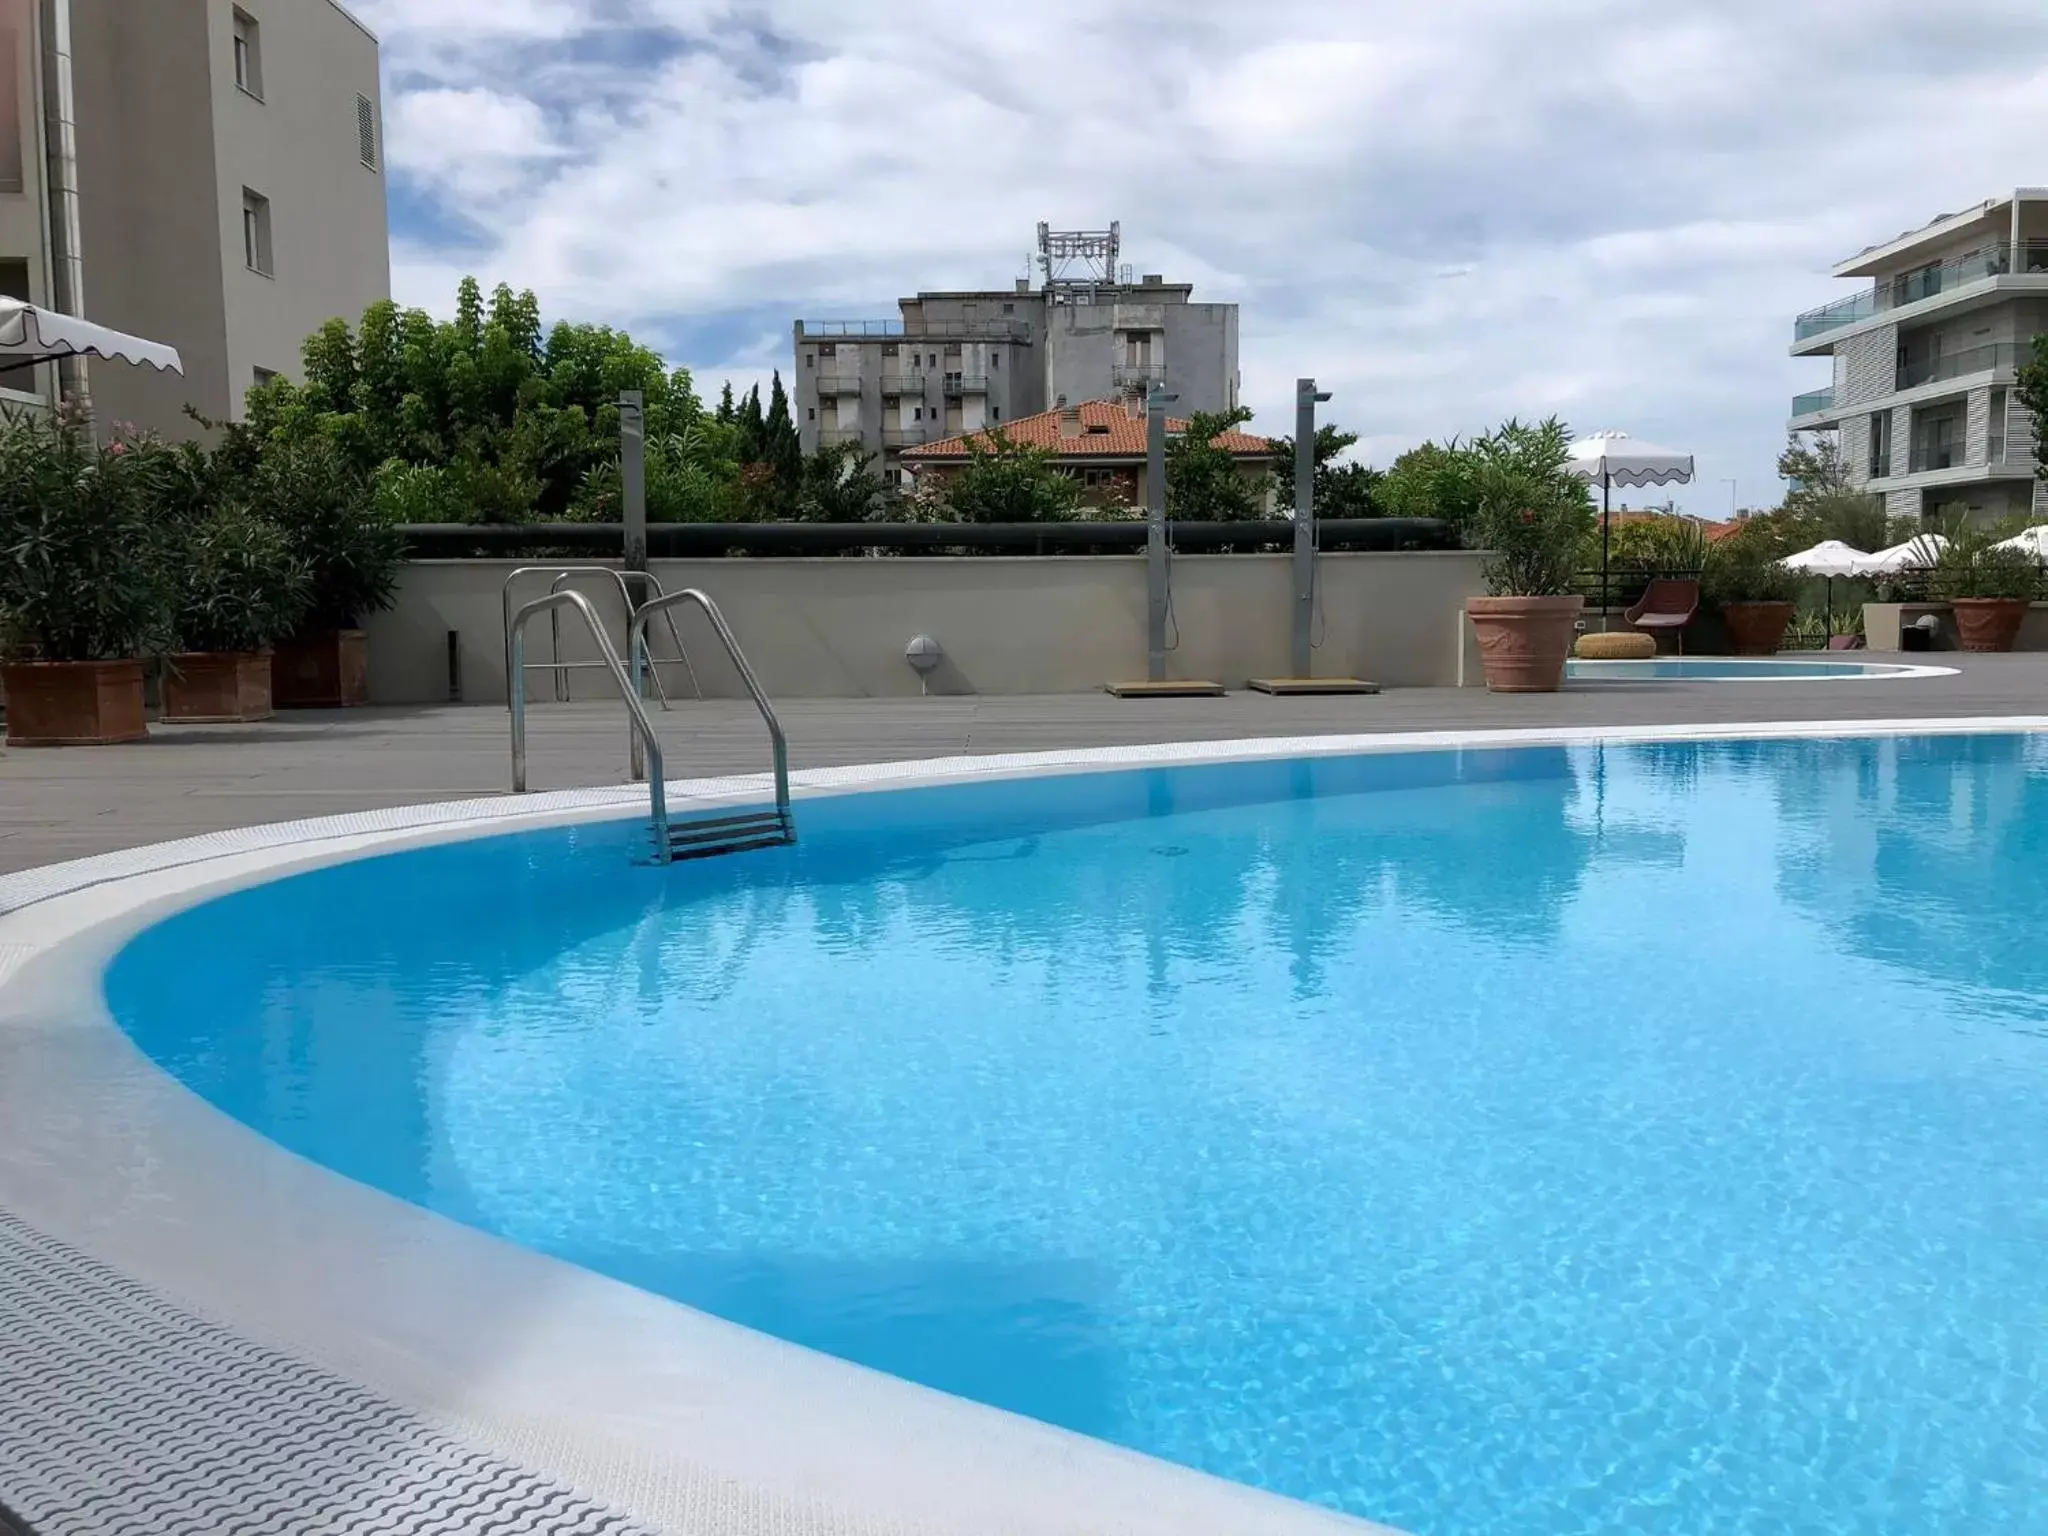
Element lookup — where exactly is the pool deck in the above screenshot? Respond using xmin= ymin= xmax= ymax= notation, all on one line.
xmin=3 ymin=652 xmax=2042 ymax=874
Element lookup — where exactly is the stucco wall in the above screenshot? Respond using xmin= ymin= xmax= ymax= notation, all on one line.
xmin=363 ymin=552 xmax=1491 ymax=705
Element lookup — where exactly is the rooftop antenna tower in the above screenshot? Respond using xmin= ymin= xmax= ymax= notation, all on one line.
xmin=1036 ymin=221 xmax=1121 ymax=300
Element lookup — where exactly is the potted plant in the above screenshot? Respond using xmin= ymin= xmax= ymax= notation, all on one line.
xmin=1929 ymin=521 xmax=2039 ymax=652
xmin=163 ymin=502 xmax=313 ymax=722
xmin=0 ymin=415 xmax=173 ymax=746
xmin=1463 ymin=427 xmax=1597 ymax=692
xmin=258 ymin=435 xmax=402 ymax=707
xmin=1704 ymin=544 xmax=1800 ymax=654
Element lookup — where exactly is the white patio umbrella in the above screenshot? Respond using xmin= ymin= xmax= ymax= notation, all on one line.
xmin=1852 ymin=534 xmax=1948 ymax=575
xmin=1567 ymin=430 xmax=1697 ymax=622
xmin=1994 ymin=525 xmax=2048 ymax=560
xmin=1781 ymin=539 xmax=1866 ymax=576
xmin=0 ymin=298 xmax=182 ymax=373
xmin=1782 ymin=540 xmax=1867 ymax=630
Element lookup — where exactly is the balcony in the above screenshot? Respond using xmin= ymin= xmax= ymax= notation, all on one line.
xmin=799 ymin=318 xmax=1033 ymax=340
xmin=815 ymin=374 xmax=865 ymax=396
xmin=1790 ymin=388 xmax=1835 ymax=418
xmin=879 ymin=427 xmax=925 ymax=447
xmin=880 ymin=374 xmax=926 ymax=396
xmin=817 ymin=426 xmax=865 ymax=447
xmin=1112 ymin=362 xmax=1167 ymax=391
xmin=1895 ymin=341 xmax=2027 ymax=391
xmin=942 ymin=372 xmax=988 ymax=396
xmin=1907 ymin=441 xmax=1962 ymax=474
xmin=1792 ymin=242 xmax=2020 ymax=343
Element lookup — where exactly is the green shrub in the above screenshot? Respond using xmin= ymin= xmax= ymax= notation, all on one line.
xmin=1467 ymin=420 xmax=1595 ymax=596
xmin=1929 ymin=519 xmax=2041 ymax=602
xmin=173 ymin=502 xmax=312 ymax=653
xmin=0 ymin=416 xmax=176 ymax=661
xmin=261 ymin=436 xmax=403 ymax=630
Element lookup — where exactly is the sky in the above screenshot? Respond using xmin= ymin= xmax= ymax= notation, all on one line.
xmin=353 ymin=0 xmax=2048 ymax=517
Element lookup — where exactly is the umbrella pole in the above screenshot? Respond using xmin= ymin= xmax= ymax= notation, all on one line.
xmin=1600 ymin=472 xmax=1611 ymax=633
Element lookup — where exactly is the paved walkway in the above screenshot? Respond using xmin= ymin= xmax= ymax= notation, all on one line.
xmin=3 ymin=655 xmax=2044 ymax=873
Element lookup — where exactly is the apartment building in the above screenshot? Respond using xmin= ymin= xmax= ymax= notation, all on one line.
xmin=793 ymin=226 xmax=1240 ymax=473
xmin=1788 ymin=188 xmax=2048 ymax=523
xmin=0 ymin=0 xmax=389 ymax=438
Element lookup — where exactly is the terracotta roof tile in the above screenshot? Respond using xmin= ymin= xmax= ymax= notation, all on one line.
xmin=899 ymin=398 xmax=1272 ymax=461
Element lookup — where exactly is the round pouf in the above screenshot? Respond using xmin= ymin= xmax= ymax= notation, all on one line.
xmin=1574 ymin=631 xmax=1657 ymax=660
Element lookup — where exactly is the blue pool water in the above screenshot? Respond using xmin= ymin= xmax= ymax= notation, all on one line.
xmin=108 ymin=736 xmax=2048 ymax=1534
xmin=1567 ymin=657 xmax=1935 ymax=681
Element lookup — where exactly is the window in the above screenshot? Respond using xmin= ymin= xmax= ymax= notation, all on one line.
xmin=1991 ymin=388 xmax=2009 ymax=461
xmin=1002 ymin=302 xmax=1014 ymax=315
xmin=232 ymin=9 xmax=263 ymax=99
xmin=806 ymin=406 xmax=815 ymax=420
xmin=1869 ymin=411 xmax=1891 ymax=478
xmin=913 ymin=406 xmax=922 ymax=421
xmin=241 ymin=188 xmax=272 ymax=275
xmin=992 ymin=406 xmax=1000 ymax=421
xmin=991 ymin=353 xmax=999 ymax=369
xmin=818 ymin=342 xmax=835 ymax=357
xmin=356 ymin=94 xmax=378 ymax=170
xmin=253 ymin=366 xmax=279 ymax=388
xmin=882 ymin=343 xmax=898 ymax=357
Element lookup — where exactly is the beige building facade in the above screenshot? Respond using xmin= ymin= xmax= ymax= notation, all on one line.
xmin=0 ymin=0 xmax=388 ymax=437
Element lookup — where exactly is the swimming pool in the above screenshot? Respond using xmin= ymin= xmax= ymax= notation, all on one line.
xmin=104 ymin=733 xmax=2048 ymax=1535
xmin=1568 ymin=657 xmax=1953 ymax=681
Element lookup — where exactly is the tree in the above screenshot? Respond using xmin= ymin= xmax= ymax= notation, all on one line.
xmin=940 ymin=429 xmax=1083 ymax=523
xmin=762 ymin=371 xmax=803 ymax=517
xmin=1269 ymin=422 xmax=1384 ymax=519
xmin=1165 ymin=407 xmax=1270 ymax=521
xmin=1373 ymin=419 xmax=1590 ymax=544
xmin=1775 ymin=432 xmax=1889 ymax=550
xmin=797 ymin=442 xmax=889 ymax=523
xmin=245 ymin=277 xmax=734 ymax=525
xmin=2016 ymin=334 xmax=2048 ymax=484
xmin=1375 ymin=438 xmax=1480 ymax=532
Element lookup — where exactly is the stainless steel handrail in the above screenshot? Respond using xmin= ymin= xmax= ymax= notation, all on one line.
xmin=509 ymin=589 xmax=672 ymax=862
xmin=627 ymin=590 xmax=791 ymax=832
xmin=498 ymin=565 xmax=703 ymax=711
xmin=548 ymin=569 xmax=703 ymax=707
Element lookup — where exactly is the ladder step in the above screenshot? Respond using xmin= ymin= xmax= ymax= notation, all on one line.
xmin=666 ymin=833 xmax=794 ymax=862
xmin=668 ymin=811 xmax=789 ymax=843
xmin=657 ymin=809 xmax=795 ymax=861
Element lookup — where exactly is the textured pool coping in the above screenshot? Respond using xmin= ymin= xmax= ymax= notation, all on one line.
xmin=5 ymin=716 xmax=2048 ymax=1534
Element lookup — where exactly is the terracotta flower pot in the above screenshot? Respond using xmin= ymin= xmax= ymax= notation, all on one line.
xmin=1950 ymin=597 xmax=2030 ymax=653
xmin=1722 ymin=601 xmax=1795 ymax=656
xmin=1466 ymin=595 xmax=1583 ymax=692
xmin=272 ymin=628 xmax=368 ymax=708
xmin=163 ymin=650 xmax=274 ymax=722
xmin=2 ymin=659 xmax=148 ymax=746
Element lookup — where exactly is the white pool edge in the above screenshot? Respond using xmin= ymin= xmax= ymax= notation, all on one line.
xmin=1565 ymin=658 xmax=1959 ymax=682
xmin=5 ymin=715 xmax=2047 ymax=1536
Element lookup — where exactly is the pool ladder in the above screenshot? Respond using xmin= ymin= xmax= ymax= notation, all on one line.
xmin=507 ymin=588 xmax=794 ymax=864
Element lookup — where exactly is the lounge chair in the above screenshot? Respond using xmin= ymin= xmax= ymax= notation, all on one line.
xmin=1626 ymin=579 xmax=1699 ymax=654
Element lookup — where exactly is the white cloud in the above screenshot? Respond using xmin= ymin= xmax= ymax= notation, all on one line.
xmin=370 ymin=0 xmax=2048 ymax=512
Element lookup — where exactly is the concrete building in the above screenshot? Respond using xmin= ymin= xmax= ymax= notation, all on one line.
xmin=793 ymin=225 xmax=1240 ymax=475
xmin=0 ymin=0 xmax=388 ymax=438
xmin=1789 ymin=189 xmax=2048 ymax=524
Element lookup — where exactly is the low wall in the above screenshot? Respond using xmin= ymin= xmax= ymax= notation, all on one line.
xmin=362 ymin=552 xmax=1491 ymax=704
xmin=1863 ymin=601 xmax=2048 ymax=652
